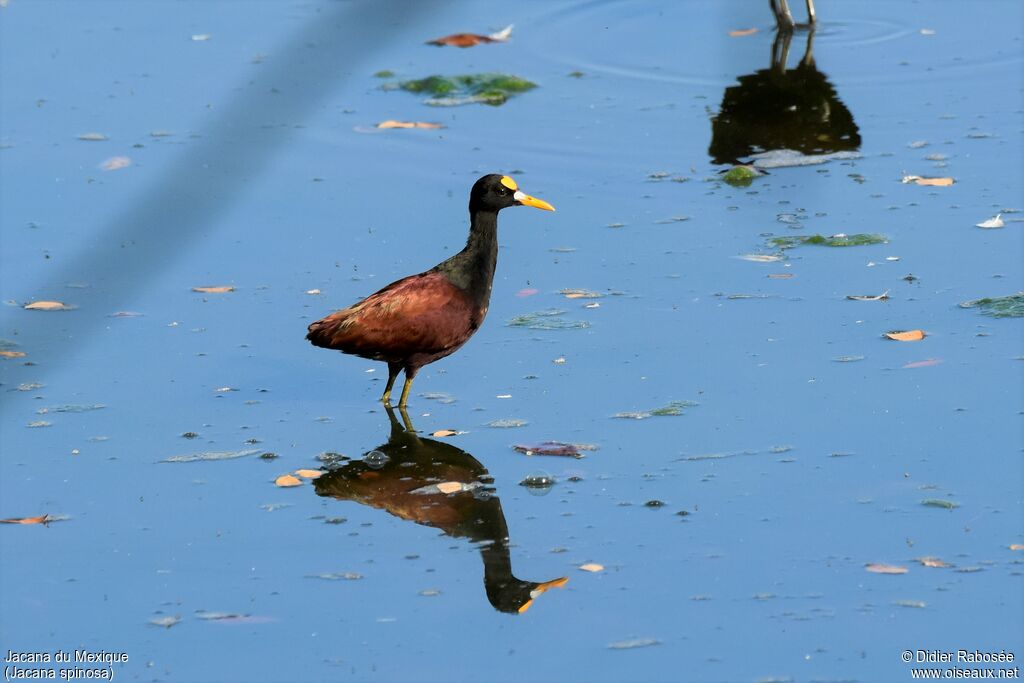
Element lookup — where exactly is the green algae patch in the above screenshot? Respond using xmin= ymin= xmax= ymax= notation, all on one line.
xmin=768 ymin=233 xmax=888 ymax=249
xmin=394 ymin=73 xmax=537 ymax=106
xmin=959 ymin=292 xmax=1024 ymax=318
xmin=373 ymin=70 xmax=395 ymax=78
xmin=722 ymin=165 xmax=760 ymax=187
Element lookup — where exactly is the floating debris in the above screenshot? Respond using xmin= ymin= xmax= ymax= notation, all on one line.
xmin=421 ymin=391 xmax=456 ymax=404
xmin=846 ymin=291 xmax=890 ymax=301
xmin=607 ymin=638 xmax=660 ymax=650
xmin=24 ymin=300 xmax=75 ymax=311
xmin=513 ymin=441 xmax=594 ymax=458
xmin=507 ymin=309 xmax=590 ymax=330
xmin=192 ymin=285 xmax=235 ymax=293
xmin=427 ymin=24 xmax=513 ymax=48
xmin=737 ymin=253 xmax=784 ymax=263
xmin=149 ymin=615 xmax=181 ymax=629
xmin=832 ymin=355 xmax=866 ymax=363
xmin=894 ymin=600 xmax=927 ymax=609
xmin=487 ymin=418 xmax=527 ymax=428
xmin=99 ymin=156 xmax=131 ymax=171
xmin=959 ymin=293 xmax=1024 ymax=318
xmin=560 ymin=288 xmax=602 ymax=299
xmin=865 ymin=563 xmax=908 ymax=575
xmin=376 ymin=120 xmax=445 ymax=130
xmin=37 ymin=404 xmax=105 ymax=414
xmin=161 ymin=448 xmax=261 ymax=463
xmin=0 ymin=514 xmax=65 ymax=525
xmin=614 ymin=400 xmax=698 ymax=420
xmin=975 ymin=214 xmax=1004 ymax=229
xmin=722 ymin=165 xmax=760 ymax=187
xmin=275 ymin=474 xmax=302 ymax=487
xmin=306 ymin=572 xmax=363 ymax=581
xmin=431 ymin=429 xmax=460 ymax=438
xmin=644 ymin=500 xmax=666 ymax=508
xmin=901 ymin=175 xmax=954 ymax=187
xmin=921 ymin=498 xmax=959 ymax=510
xmin=769 ymin=233 xmax=887 ymax=249
xmin=393 ymin=73 xmax=536 ymax=106
xmin=885 ymin=330 xmax=925 ymax=342
xmin=411 ymin=481 xmax=482 ymax=495
xmin=579 ymin=563 xmax=604 ymax=573
xmin=77 ymin=132 xmax=108 ymax=141
xmin=917 ymin=557 xmax=951 ymax=568
xmin=749 ymin=149 xmax=860 ymax=168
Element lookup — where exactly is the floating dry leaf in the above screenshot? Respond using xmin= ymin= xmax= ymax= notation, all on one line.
xmin=0 ymin=514 xmax=53 ymax=525
xmin=1010 ymin=544 xmax=1024 ymax=551
xmin=376 ymin=120 xmax=445 ymax=130
xmin=24 ymin=300 xmax=72 ymax=311
xmin=435 ymin=482 xmax=464 ymax=494
xmin=738 ymin=253 xmax=784 ymax=263
xmin=901 ymin=175 xmax=954 ymax=186
xmin=192 ymin=285 xmax=235 ymax=293
xmin=99 ymin=156 xmax=131 ymax=171
xmin=903 ymin=358 xmax=942 ymax=369
xmin=560 ymin=288 xmax=602 ymax=299
xmin=975 ymin=214 xmax=1004 ymax=229
xmin=427 ymin=24 xmax=512 ymax=47
xmin=0 ymin=350 xmax=26 ymax=358
xmin=917 ymin=556 xmax=950 ymax=568
xmin=294 ymin=469 xmax=323 ymax=480
xmin=579 ymin=563 xmax=604 ymax=573
xmin=847 ymin=291 xmax=890 ymax=301
xmin=275 ymin=474 xmax=302 ymax=487
xmin=866 ymin=563 xmax=908 ymax=575
xmin=432 ymin=429 xmax=459 ymax=438
xmin=885 ymin=329 xmax=925 ymax=342
xmin=728 ymin=27 xmax=758 ymax=37
xmin=149 ymin=615 xmax=181 ymax=628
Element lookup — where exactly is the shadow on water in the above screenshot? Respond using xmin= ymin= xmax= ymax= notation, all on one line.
xmin=313 ymin=405 xmax=568 ymax=614
xmin=708 ymin=28 xmax=861 ymax=165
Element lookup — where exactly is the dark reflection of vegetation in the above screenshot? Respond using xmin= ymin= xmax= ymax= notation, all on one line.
xmin=313 ymin=406 xmax=568 ymax=614
xmin=709 ymin=29 xmax=860 ymax=165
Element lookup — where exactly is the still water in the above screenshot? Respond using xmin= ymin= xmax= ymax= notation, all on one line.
xmin=1 ymin=1 xmax=1021 ymax=681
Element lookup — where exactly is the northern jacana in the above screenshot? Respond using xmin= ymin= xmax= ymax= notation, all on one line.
xmin=307 ymin=174 xmax=554 ymax=406
xmin=314 ymin=405 xmax=569 ymax=613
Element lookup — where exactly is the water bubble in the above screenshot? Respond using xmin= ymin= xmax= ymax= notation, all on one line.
xmin=363 ymin=450 xmax=390 ymax=469
xmin=520 ymin=471 xmax=555 ymax=494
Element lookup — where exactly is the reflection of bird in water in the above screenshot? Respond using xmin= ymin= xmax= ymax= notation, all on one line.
xmin=306 ymin=174 xmax=554 ymax=408
xmin=708 ymin=28 xmax=860 ymax=166
xmin=313 ymin=405 xmax=568 ymax=614
xmin=771 ymin=0 xmax=816 ymax=32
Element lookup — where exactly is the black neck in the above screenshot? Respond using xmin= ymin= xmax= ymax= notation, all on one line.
xmin=438 ymin=207 xmax=499 ymax=307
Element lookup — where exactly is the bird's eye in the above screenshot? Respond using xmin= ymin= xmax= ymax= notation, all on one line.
xmin=497 ymin=187 xmax=508 ymax=195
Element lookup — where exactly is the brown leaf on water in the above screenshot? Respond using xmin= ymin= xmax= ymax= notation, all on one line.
xmin=24 ymin=300 xmax=72 ymax=311
xmin=579 ymin=563 xmax=604 ymax=573
xmin=275 ymin=474 xmax=302 ymax=487
xmin=885 ymin=329 xmax=925 ymax=341
xmin=376 ymin=120 xmax=445 ymax=130
xmin=901 ymin=175 xmax=955 ymax=187
xmin=427 ymin=25 xmax=512 ymax=48
xmin=294 ymin=469 xmax=323 ymax=480
xmin=728 ymin=27 xmax=759 ymax=37
xmin=1010 ymin=544 xmax=1024 ymax=551
xmin=0 ymin=514 xmax=52 ymax=525
xmin=435 ymin=482 xmax=464 ymax=494
xmin=192 ymin=285 xmax=235 ymax=293
xmin=0 ymin=350 xmax=27 ymax=359
xmin=917 ymin=556 xmax=950 ymax=568
xmin=513 ymin=441 xmax=594 ymax=458
xmin=431 ymin=429 xmax=459 ymax=437
xmin=866 ymin=563 xmax=908 ymax=574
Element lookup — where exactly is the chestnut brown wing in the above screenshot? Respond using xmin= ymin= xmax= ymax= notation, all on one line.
xmin=306 ymin=272 xmax=477 ymax=363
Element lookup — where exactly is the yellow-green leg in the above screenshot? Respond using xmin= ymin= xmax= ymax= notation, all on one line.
xmin=397 ymin=375 xmax=414 ymax=408
xmin=381 ymin=363 xmax=401 ymax=404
